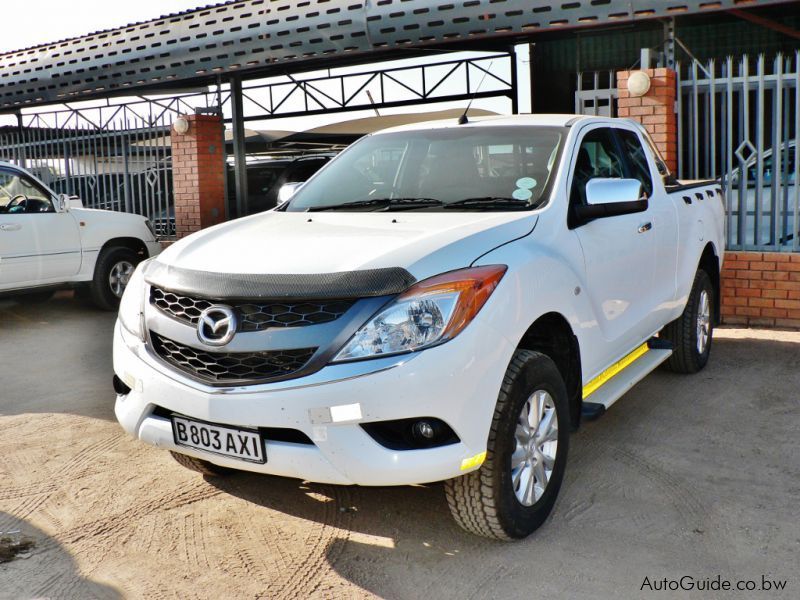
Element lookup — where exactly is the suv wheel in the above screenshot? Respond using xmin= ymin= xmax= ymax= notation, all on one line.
xmin=90 ymin=246 xmax=140 ymax=311
xmin=444 ymin=350 xmax=570 ymax=540
xmin=170 ymin=451 xmax=232 ymax=477
xmin=661 ymin=269 xmax=715 ymax=374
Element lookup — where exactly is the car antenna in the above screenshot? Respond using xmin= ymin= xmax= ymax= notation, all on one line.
xmin=458 ymin=60 xmax=494 ymax=125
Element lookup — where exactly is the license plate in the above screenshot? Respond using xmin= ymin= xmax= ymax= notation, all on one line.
xmin=171 ymin=416 xmax=266 ymax=464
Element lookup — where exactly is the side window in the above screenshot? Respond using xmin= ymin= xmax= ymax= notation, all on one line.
xmin=0 ymin=171 xmax=55 ymax=214
xmin=569 ymin=128 xmax=625 ymax=205
xmin=616 ymin=129 xmax=653 ymax=197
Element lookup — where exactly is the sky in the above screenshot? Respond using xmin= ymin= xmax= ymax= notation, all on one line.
xmin=1 ymin=0 xmax=210 ymax=53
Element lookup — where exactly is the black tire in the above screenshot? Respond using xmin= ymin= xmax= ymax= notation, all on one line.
xmin=169 ymin=451 xmax=232 ymax=477
xmin=661 ymin=269 xmax=714 ymax=374
xmin=90 ymin=246 xmax=140 ymax=311
xmin=444 ymin=350 xmax=570 ymax=540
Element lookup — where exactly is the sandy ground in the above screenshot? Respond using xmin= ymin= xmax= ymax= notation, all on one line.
xmin=0 ymin=293 xmax=798 ymax=599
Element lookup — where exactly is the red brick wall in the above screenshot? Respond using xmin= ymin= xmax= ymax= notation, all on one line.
xmin=171 ymin=114 xmax=226 ymax=238
xmin=616 ymin=68 xmax=678 ymax=173
xmin=721 ymin=251 xmax=800 ymax=329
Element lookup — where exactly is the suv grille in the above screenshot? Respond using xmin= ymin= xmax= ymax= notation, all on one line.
xmin=150 ymin=286 xmax=354 ymax=332
xmin=150 ymin=332 xmax=316 ymax=383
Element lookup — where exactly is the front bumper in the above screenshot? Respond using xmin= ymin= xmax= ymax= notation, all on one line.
xmin=113 ymin=317 xmax=513 ymax=486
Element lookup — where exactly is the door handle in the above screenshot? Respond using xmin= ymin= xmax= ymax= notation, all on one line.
xmin=0 ymin=223 xmax=21 ymax=232
xmin=638 ymin=222 xmax=653 ymax=233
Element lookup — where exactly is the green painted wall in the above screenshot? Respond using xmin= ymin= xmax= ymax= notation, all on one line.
xmin=531 ymin=11 xmax=800 ymax=113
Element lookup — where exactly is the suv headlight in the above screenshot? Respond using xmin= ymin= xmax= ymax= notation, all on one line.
xmin=331 ymin=265 xmax=506 ymax=362
xmin=144 ymin=219 xmax=158 ymax=240
xmin=118 ymin=261 xmax=148 ymax=342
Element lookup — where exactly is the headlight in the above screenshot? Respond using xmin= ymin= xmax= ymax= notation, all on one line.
xmin=118 ymin=261 xmax=148 ymax=342
xmin=144 ymin=219 xmax=157 ymax=239
xmin=332 ymin=265 xmax=507 ymax=362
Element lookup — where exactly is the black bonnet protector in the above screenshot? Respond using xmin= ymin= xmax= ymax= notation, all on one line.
xmin=143 ymin=260 xmax=417 ymax=300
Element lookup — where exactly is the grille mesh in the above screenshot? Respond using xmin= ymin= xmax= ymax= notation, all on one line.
xmin=150 ymin=332 xmax=316 ymax=383
xmin=150 ymin=286 xmax=353 ymax=331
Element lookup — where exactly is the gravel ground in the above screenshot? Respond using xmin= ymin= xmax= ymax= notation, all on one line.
xmin=0 ymin=293 xmax=798 ymax=599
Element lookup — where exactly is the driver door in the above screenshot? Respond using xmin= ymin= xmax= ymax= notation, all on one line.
xmin=569 ymin=126 xmax=659 ymax=370
xmin=0 ymin=168 xmax=81 ymax=290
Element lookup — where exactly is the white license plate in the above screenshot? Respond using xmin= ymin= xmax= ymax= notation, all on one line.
xmin=171 ymin=416 xmax=266 ymax=464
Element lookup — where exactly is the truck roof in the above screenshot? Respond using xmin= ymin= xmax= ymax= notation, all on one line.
xmin=375 ymin=113 xmax=607 ymax=135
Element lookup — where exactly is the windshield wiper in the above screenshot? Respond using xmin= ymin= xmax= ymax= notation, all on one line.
xmin=444 ymin=197 xmax=531 ymax=210
xmin=307 ymin=197 xmax=443 ymax=212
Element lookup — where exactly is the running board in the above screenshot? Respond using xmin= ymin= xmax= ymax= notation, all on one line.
xmin=581 ymin=339 xmax=673 ymax=420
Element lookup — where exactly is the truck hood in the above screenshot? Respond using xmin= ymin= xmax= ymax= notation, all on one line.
xmin=157 ymin=211 xmax=537 ymax=280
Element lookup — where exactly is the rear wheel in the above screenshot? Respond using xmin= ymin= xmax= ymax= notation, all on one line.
xmin=90 ymin=246 xmax=140 ymax=311
xmin=444 ymin=350 xmax=570 ymax=540
xmin=170 ymin=451 xmax=232 ymax=477
xmin=661 ymin=269 xmax=714 ymax=374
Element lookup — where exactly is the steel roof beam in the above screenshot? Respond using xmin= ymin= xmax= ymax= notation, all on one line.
xmin=0 ymin=0 xmax=794 ymax=110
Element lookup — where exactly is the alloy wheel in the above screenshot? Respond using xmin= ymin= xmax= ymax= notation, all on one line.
xmin=109 ymin=260 xmax=135 ymax=298
xmin=511 ymin=389 xmax=559 ymax=506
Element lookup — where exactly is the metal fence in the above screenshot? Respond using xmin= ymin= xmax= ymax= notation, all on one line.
xmin=678 ymin=52 xmax=800 ymax=252
xmin=0 ymin=97 xmax=213 ymax=239
xmin=575 ymin=70 xmax=618 ymax=117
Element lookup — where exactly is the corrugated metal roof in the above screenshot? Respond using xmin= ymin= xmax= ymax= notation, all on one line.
xmin=1 ymin=1 xmax=242 ymax=57
xmin=1 ymin=0 xmax=795 ymax=109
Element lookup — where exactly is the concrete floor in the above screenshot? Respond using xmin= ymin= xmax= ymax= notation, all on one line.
xmin=0 ymin=293 xmax=798 ymax=599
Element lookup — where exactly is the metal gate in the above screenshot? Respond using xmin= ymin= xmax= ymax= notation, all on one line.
xmin=678 ymin=52 xmax=800 ymax=252
xmin=0 ymin=99 xmax=205 ymax=239
xmin=575 ymin=71 xmax=618 ymax=117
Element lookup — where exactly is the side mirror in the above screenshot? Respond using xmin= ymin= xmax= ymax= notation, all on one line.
xmin=574 ymin=178 xmax=648 ymax=225
xmin=277 ymin=182 xmax=304 ymax=204
xmin=57 ymin=193 xmax=83 ymax=210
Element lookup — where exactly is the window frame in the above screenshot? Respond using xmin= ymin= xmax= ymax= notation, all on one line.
xmin=615 ymin=128 xmax=654 ymax=199
xmin=0 ymin=167 xmax=57 ymax=214
xmin=566 ymin=123 xmax=658 ymax=229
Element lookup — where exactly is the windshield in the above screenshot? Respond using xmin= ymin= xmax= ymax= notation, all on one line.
xmin=285 ymin=126 xmax=565 ymax=212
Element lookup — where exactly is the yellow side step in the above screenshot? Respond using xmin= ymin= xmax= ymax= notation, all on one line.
xmin=582 ymin=342 xmax=673 ymax=413
xmin=582 ymin=343 xmax=650 ymax=400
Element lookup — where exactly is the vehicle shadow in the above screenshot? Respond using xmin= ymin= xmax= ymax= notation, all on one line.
xmin=204 ymin=473 xmax=505 ymax=599
xmin=0 ymin=511 xmax=121 ymax=599
xmin=0 ymin=291 xmax=118 ymax=421
xmin=202 ymin=332 xmax=800 ymax=599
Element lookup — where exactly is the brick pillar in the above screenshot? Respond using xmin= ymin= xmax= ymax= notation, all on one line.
xmin=616 ymin=68 xmax=678 ymax=173
xmin=171 ymin=114 xmax=226 ymax=238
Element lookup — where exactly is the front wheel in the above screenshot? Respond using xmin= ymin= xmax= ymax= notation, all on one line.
xmin=170 ymin=451 xmax=232 ymax=477
xmin=89 ymin=246 xmax=140 ymax=311
xmin=444 ymin=350 xmax=570 ymax=540
xmin=661 ymin=269 xmax=714 ymax=374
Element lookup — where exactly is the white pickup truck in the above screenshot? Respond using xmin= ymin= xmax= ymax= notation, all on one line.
xmin=113 ymin=115 xmax=724 ymax=540
xmin=0 ymin=162 xmax=161 ymax=309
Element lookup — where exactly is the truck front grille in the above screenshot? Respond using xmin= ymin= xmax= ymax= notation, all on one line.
xmin=150 ymin=332 xmax=317 ymax=383
xmin=150 ymin=286 xmax=354 ymax=332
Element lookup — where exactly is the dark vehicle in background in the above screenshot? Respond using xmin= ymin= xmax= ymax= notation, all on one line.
xmin=228 ymin=154 xmax=332 ymax=214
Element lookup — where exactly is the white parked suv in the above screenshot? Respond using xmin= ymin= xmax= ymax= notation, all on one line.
xmin=0 ymin=162 xmax=161 ymax=309
xmin=114 ymin=115 xmax=724 ymax=539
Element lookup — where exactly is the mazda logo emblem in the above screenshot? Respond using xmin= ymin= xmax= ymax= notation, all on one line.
xmin=197 ymin=305 xmax=237 ymax=346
